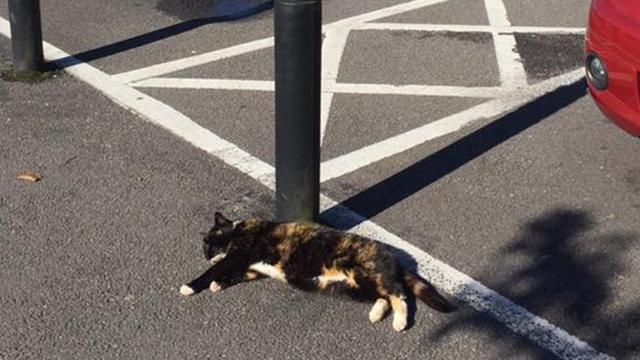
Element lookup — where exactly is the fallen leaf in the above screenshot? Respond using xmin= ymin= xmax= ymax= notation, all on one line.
xmin=16 ymin=171 xmax=42 ymax=182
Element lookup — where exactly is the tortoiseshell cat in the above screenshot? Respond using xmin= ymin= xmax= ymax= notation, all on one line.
xmin=180 ymin=212 xmax=454 ymax=332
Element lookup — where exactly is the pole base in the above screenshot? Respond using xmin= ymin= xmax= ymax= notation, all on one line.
xmin=1 ymin=63 xmax=53 ymax=83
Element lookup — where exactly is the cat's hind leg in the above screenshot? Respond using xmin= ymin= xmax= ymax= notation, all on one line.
xmin=388 ymin=294 xmax=409 ymax=332
xmin=371 ymin=254 xmax=409 ymax=331
xmin=347 ymin=277 xmax=406 ymax=330
xmin=368 ymin=298 xmax=390 ymax=323
xmin=372 ymin=274 xmax=408 ymax=331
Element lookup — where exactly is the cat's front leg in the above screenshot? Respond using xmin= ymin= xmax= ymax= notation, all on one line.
xmin=209 ymin=269 xmax=266 ymax=292
xmin=180 ymin=253 xmax=249 ymax=296
xmin=179 ymin=265 xmax=225 ymax=296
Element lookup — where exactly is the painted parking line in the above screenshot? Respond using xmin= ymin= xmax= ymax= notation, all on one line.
xmin=320 ymin=28 xmax=350 ymax=144
xmin=117 ymin=0 xmax=586 ymax=183
xmin=131 ymin=77 xmax=504 ymax=98
xmin=319 ymin=68 xmax=584 ymax=182
xmin=112 ymin=0 xmax=450 ymax=84
xmin=112 ymin=37 xmax=275 ymax=84
xmin=0 ymin=4 xmax=610 ymax=358
xmin=483 ymin=0 xmax=528 ymax=88
xmin=356 ymin=23 xmax=586 ymax=34
xmin=130 ymin=69 xmax=583 ymax=184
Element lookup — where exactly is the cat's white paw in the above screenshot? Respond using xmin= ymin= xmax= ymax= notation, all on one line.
xmin=369 ymin=298 xmax=389 ymax=323
xmin=179 ymin=285 xmax=195 ymax=296
xmin=209 ymin=253 xmax=226 ymax=265
xmin=390 ymin=296 xmax=408 ymax=332
xmin=209 ymin=281 xmax=222 ymax=293
xmin=392 ymin=314 xmax=407 ymax=332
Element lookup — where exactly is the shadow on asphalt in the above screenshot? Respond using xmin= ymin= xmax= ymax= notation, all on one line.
xmin=322 ymin=79 xmax=588 ymax=230
xmin=428 ymin=209 xmax=640 ymax=358
xmin=50 ymin=0 xmax=273 ymax=69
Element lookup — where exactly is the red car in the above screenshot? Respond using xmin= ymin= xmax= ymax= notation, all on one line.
xmin=585 ymin=0 xmax=640 ymax=136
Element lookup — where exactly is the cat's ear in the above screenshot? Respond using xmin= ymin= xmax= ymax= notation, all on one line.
xmin=214 ymin=212 xmax=233 ymax=228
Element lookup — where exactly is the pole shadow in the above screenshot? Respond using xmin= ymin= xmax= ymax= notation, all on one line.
xmin=321 ymin=79 xmax=588 ymax=231
xmin=318 ymin=79 xmax=588 ymax=334
xmin=49 ymin=0 xmax=274 ymax=70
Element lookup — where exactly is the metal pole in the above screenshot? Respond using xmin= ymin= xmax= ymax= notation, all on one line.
xmin=8 ymin=0 xmax=45 ymax=75
xmin=274 ymin=0 xmax=321 ymax=222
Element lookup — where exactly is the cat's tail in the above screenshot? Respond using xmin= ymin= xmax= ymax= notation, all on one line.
xmin=403 ymin=271 xmax=456 ymax=313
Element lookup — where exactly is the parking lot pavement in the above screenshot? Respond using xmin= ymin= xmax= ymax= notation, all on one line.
xmin=2 ymin=0 xmax=639 ymax=359
xmin=0 ymin=34 xmax=550 ymax=360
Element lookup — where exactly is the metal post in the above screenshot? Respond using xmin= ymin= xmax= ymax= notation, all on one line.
xmin=274 ymin=0 xmax=321 ymax=222
xmin=8 ymin=0 xmax=45 ymax=75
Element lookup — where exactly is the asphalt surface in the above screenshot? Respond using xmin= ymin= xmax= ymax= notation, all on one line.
xmin=2 ymin=0 xmax=640 ymax=359
xmin=0 ymin=36 xmax=545 ymax=360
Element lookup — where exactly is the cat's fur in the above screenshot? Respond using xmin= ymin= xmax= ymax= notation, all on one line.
xmin=180 ymin=212 xmax=454 ymax=332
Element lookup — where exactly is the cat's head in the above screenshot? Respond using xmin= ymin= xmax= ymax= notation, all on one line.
xmin=201 ymin=212 xmax=238 ymax=262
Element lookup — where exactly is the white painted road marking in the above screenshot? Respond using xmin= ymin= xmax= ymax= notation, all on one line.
xmin=113 ymin=37 xmax=275 ymax=84
xmin=356 ymin=23 xmax=586 ymax=34
xmin=483 ymin=0 xmax=528 ymax=88
xmin=0 ymin=0 xmax=610 ymax=357
xmin=132 ymin=77 xmax=505 ymax=98
xmin=319 ymin=68 xmax=584 ymax=182
xmin=320 ymin=28 xmax=350 ymax=145
xmin=113 ymin=0 xmax=450 ymax=84
xmin=122 ymin=0 xmax=586 ymax=183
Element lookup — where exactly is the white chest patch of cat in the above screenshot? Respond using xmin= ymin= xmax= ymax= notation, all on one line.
xmin=314 ymin=273 xmax=349 ymax=288
xmin=249 ymin=262 xmax=286 ymax=282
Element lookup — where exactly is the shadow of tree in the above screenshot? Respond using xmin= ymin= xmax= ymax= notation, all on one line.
xmin=430 ymin=209 xmax=640 ymax=359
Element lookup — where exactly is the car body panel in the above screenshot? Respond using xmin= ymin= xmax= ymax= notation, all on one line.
xmin=586 ymin=0 xmax=640 ymax=136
